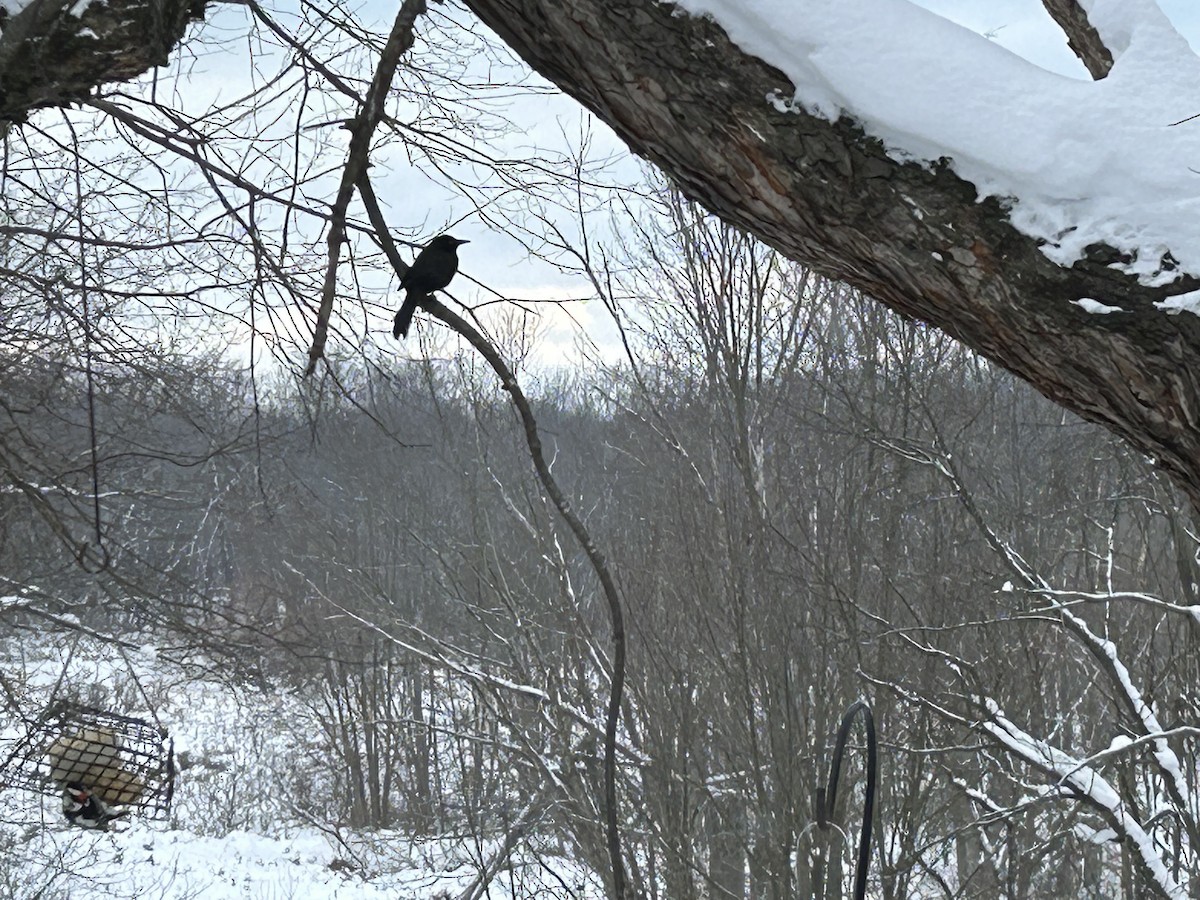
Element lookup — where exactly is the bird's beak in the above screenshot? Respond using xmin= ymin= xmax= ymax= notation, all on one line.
xmin=457 ymin=239 xmax=470 ymax=245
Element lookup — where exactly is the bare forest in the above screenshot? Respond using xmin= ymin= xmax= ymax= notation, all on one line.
xmin=2 ymin=1 xmax=1199 ymax=898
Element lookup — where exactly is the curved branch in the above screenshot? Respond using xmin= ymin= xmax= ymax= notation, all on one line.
xmin=419 ymin=298 xmax=630 ymax=900
xmin=357 ymin=175 xmax=629 ymax=898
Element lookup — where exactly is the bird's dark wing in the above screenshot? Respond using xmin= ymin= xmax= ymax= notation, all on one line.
xmin=393 ymin=290 xmax=419 ymax=339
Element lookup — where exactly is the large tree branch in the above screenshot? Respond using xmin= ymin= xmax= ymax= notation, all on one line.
xmin=464 ymin=0 xmax=1200 ymax=510
xmin=0 ymin=0 xmax=206 ymax=124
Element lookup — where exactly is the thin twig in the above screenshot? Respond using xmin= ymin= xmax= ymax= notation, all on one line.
xmin=304 ymin=0 xmax=428 ymax=376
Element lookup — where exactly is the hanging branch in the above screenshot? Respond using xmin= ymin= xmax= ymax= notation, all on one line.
xmin=304 ymin=0 xmax=428 ymax=377
xmin=357 ymin=174 xmax=629 ymax=899
xmin=422 ymin=296 xmax=630 ymax=899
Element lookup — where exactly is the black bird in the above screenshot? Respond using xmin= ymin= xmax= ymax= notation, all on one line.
xmin=392 ymin=234 xmax=469 ymax=339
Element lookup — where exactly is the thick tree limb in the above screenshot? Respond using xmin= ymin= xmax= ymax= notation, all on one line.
xmin=1041 ymin=0 xmax=1114 ymax=79
xmin=0 ymin=0 xmax=205 ymax=124
xmin=463 ymin=0 xmax=1200 ymax=510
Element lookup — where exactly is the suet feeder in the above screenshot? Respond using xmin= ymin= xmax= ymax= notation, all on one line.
xmin=0 ymin=700 xmax=175 ymax=819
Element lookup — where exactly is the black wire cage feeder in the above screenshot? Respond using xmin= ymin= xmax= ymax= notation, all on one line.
xmin=0 ymin=700 xmax=175 ymax=820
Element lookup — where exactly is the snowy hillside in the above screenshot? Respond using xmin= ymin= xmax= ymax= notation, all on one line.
xmin=0 ymin=637 xmax=597 ymax=899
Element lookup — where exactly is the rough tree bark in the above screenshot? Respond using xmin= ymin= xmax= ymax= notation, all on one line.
xmin=1040 ymin=0 xmax=1113 ymax=79
xmin=463 ymin=0 xmax=1200 ymax=510
xmin=0 ymin=0 xmax=205 ymax=124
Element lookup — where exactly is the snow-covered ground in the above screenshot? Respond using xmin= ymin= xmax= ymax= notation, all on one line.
xmin=0 ymin=636 xmax=598 ymax=899
xmin=2 ymin=817 xmax=590 ymax=899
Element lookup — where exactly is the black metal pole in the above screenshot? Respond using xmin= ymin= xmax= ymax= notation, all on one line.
xmin=816 ymin=699 xmax=878 ymax=900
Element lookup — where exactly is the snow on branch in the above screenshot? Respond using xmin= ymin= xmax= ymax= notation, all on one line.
xmin=461 ymin=0 xmax=1200 ymax=507
xmin=1032 ymin=586 xmax=1200 ymax=629
xmin=1050 ymin=605 xmax=1195 ymax=822
xmin=1075 ymin=0 xmax=1193 ymax=67
xmin=674 ymin=0 xmax=1200 ymax=282
xmin=902 ymin=434 xmax=1196 ymax=832
xmin=980 ymin=699 xmax=1188 ymax=899
xmin=861 ymin=428 xmax=1198 ymax=892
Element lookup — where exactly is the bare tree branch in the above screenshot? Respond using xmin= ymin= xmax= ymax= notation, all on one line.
xmin=304 ymin=0 xmax=427 ymax=377
xmin=1041 ymin=0 xmax=1114 ymax=79
xmin=353 ymin=170 xmax=630 ymax=898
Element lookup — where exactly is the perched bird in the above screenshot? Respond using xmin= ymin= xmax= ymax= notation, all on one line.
xmin=392 ymin=234 xmax=469 ymax=339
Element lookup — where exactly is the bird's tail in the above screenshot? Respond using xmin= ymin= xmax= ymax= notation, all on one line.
xmin=393 ymin=292 xmax=418 ymax=340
